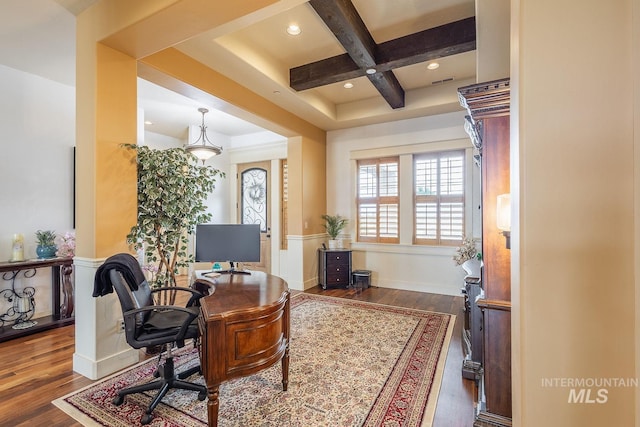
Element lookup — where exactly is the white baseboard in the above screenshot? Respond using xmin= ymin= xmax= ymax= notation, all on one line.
xmin=375 ymin=278 xmax=462 ymax=297
xmin=73 ymin=347 xmax=139 ymax=380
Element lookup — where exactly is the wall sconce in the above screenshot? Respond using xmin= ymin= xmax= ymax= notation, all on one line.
xmin=496 ymin=193 xmax=511 ymax=250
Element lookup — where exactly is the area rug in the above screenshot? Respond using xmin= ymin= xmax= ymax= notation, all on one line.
xmin=53 ymin=293 xmax=454 ymax=427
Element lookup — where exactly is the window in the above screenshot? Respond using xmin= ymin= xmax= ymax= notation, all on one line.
xmin=414 ymin=150 xmax=465 ymax=245
xmin=357 ymin=157 xmax=399 ymax=243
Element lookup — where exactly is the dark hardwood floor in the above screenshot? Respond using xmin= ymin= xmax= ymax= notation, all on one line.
xmin=0 ymin=284 xmax=475 ymax=426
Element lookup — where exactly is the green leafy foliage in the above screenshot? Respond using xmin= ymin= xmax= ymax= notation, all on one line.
xmin=123 ymin=144 xmax=225 ymax=288
xmin=35 ymin=229 xmax=56 ymax=247
xmin=321 ymin=214 xmax=348 ymax=240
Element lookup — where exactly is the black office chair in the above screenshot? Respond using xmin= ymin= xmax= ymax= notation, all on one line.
xmin=95 ymin=254 xmax=207 ymax=425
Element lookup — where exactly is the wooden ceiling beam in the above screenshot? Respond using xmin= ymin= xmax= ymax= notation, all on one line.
xmin=307 ymin=0 xmax=404 ymax=108
xmin=290 ymin=13 xmax=476 ymax=109
xmin=377 ymin=17 xmax=476 ymax=70
xmin=308 ymin=0 xmax=377 ymax=69
xmin=368 ymin=71 xmax=405 ymax=109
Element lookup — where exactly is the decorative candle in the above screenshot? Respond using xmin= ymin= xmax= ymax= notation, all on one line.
xmin=18 ymin=296 xmax=31 ymax=314
xmin=11 ymin=234 xmax=24 ymax=262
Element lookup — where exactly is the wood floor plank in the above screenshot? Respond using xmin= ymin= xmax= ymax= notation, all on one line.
xmin=0 ymin=284 xmax=475 ymax=426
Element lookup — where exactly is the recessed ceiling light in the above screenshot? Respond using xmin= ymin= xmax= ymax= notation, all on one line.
xmin=273 ymin=90 xmax=281 ymax=95
xmin=144 ymin=120 xmax=153 ymax=125
xmin=286 ymin=24 xmax=301 ymax=35
xmin=343 ymin=82 xmax=354 ymax=89
xmin=365 ymin=68 xmax=377 ymax=74
xmin=427 ymin=62 xmax=440 ymax=70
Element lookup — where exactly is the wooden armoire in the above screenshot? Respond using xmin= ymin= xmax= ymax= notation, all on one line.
xmin=458 ymin=78 xmax=511 ymax=427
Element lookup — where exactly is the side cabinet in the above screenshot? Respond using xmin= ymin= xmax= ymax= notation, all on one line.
xmin=459 ymin=78 xmax=512 ymax=426
xmin=317 ymin=249 xmax=352 ymax=290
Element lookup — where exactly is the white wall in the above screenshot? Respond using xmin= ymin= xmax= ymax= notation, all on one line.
xmin=0 ymin=64 xmax=76 ymax=317
xmin=326 ymin=111 xmax=480 ymax=296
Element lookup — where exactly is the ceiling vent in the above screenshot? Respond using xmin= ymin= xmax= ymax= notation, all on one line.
xmin=431 ymin=77 xmax=455 ymax=85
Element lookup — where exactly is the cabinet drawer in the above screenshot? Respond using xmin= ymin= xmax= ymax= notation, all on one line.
xmin=326 ymin=271 xmax=349 ymax=285
xmin=326 ymin=252 xmax=349 ymax=263
xmin=327 ymin=259 xmax=349 ymax=270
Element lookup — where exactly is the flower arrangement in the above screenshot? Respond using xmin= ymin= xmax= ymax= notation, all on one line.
xmin=453 ymin=237 xmax=481 ymax=266
xmin=55 ymin=231 xmax=75 ymax=257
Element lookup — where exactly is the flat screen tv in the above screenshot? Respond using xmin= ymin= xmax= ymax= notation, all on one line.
xmin=195 ymin=223 xmax=260 ymax=274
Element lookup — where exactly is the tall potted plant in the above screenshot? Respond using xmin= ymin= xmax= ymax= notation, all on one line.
xmin=321 ymin=214 xmax=348 ymax=249
xmin=123 ymin=144 xmax=224 ymax=299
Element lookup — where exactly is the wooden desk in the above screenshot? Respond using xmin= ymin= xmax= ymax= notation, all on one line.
xmin=0 ymin=257 xmax=74 ymax=342
xmin=196 ymin=271 xmax=290 ymax=427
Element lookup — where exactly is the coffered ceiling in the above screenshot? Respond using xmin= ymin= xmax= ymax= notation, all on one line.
xmin=2 ymin=0 xmax=477 ymax=139
xmin=175 ymin=0 xmax=477 ymax=131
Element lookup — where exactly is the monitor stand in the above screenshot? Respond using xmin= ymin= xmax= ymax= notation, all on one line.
xmin=217 ymin=261 xmax=251 ymax=275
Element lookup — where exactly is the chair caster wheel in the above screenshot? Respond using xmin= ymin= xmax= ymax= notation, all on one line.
xmin=141 ymin=414 xmax=153 ymax=425
xmin=198 ymin=390 xmax=207 ymax=401
xmin=112 ymin=395 xmax=124 ymax=406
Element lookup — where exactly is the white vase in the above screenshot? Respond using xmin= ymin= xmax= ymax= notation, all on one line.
xmin=462 ymin=259 xmax=482 ymax=277
xmin=328 ymin=239 xmax=341 ymax=249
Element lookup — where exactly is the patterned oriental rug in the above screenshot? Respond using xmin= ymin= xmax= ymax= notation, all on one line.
xmin=54 ymin=293 xmax=454 ymax=427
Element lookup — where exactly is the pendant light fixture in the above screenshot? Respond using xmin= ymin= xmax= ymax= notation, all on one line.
xmin=185 ymin=107 xmax=222 ymax=162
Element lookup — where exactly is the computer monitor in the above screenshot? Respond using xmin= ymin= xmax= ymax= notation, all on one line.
xmin=195 ymin=223 xmax=260 ymax=274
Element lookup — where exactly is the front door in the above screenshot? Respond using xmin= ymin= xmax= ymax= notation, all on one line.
xmin=238 ymin=161 xmax=271 ymax=273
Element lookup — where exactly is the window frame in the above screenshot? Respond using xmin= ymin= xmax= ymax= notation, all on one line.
xmin=356 ymin=157 xmax=400 ymax=244
xmin=413 ymin=150 xmax=465 ymax=246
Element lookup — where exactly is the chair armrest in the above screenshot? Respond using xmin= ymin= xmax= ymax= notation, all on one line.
xmin=192 ymin=279 xmax=215 ymax=295
xmin=150 ymin=286 xmax=205 ymax=307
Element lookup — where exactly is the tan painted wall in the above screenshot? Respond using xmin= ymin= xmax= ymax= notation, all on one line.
xmin=300 ymin=135 xmax=327 ymax=236
xmin=287 ymin=137 xmax=303 ymax=236
xmin=513 ymin=0 xmax=637 ymax=425
xmin=476 ymin=0 xmax=510 ymax=82
xmin=635 ymin=0 xmax=640 ymax=423
xmin=284 ymin=135 xmax=326 ymax=236
xmin=94 ymin=44 xmax=138 ymax=258
xmin=76 ymin=28 xmax=138 ymax=258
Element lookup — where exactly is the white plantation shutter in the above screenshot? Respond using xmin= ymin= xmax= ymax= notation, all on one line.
xmin=414 ymin=151 xmax=464 ymax=245
xmin=357 ymin=158 xmax=399 ymax=243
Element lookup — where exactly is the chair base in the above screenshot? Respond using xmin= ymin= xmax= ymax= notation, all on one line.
xmin=113 ymin=356 xmax=206 ymax=425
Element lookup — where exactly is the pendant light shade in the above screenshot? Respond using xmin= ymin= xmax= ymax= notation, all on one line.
xmin=185 ymin=108 xmax=222 ymax=161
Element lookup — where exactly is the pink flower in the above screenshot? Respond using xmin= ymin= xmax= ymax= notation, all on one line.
xmin=55 ymin=231 xmax=76 ymax=257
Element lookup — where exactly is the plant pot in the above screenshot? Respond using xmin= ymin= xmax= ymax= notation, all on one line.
xmin=36 ymin=245 xmax=57 ymax=259
xmin=462 ymin=258 xmax=482 ymax=278
xmin=328 ymin=239 xmax=342 ymax=249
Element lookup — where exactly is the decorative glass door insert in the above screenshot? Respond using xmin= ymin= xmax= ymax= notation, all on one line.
xmin=241 ymin=167 xmax=267 ymax=232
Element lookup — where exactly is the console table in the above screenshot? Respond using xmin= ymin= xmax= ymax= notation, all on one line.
xmin=195 ymin=271 xmax=290 ymax=427
xmin=0 ymin=257 xmax=74 ymax=342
